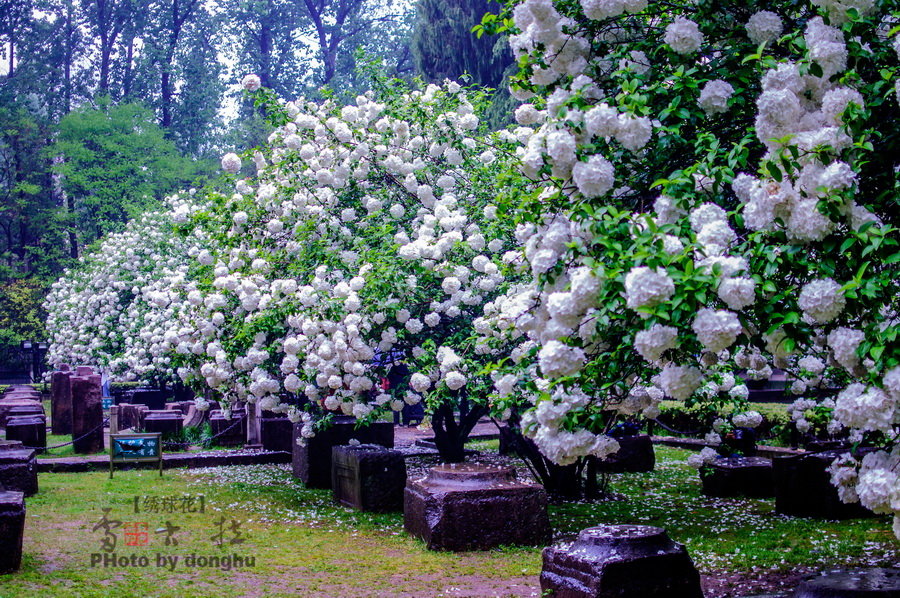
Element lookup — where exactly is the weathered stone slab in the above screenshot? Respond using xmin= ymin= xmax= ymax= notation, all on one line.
xmin=0 ymin=400 xmax=42 ymax=427
xmin=183 ymin=402 xmax=218 ymax=428
xmin=129 ymin=389 xmax=167 ymax=410
xmin=594 ymin=435 xmax=655 ymax=474
xmin=292 ymin=417 xmax=394 ymax=489
xmin=332 ymin=444 xmax=407 ymax=512
xmin=774 ymin=451 xmax=874 ymax=519
xmin=5 ymin=415 xmax=47 ymax=451
xmin=143 ymin=410 xmax=183 ymax=436
xmin=0 ymin=441 xmax=37 ymax=496
xmin=540 ymin=524 xmax=704 ymax=598
xmin=75 ymin=366 xmax=93 ymax=376
xmin=118 ymin=404 xmax=149 ymax=431
xmin=794 ymin=568 xmax=900 ymax=597
xmin=404 ymin=463 xmax=551 ymax=551
xmin=261 ymin=415 xmax=293 ymax=453
xmin=71 ymin=374 xmax=104 ymax=454
xmin=209 ymin=408 xmax=246 ymax=447
xmin=0 ymin=491 xmax=25 ymax=574
xmin=700 ymin=456 xmax=774 ymax=498
xmin=50 ymin=369 xmax=73 ymax=435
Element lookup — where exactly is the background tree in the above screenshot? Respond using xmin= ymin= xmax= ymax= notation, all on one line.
xmin=50 ymin=99 xmax=205 ymax=255
xmin=411 ymin=0 xmax=514 ymax=128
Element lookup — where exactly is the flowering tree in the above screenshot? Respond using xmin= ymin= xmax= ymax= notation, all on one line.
xmin=475 ymin=0 xmax=898 ymax=534
xmin=169 ymin=76 xmax=531 ymax=461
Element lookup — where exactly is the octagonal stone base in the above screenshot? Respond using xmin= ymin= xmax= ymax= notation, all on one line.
xmin=540 ymin=524 xmax=703 ymax=598
xmin=404 ymin=463 xmax=551 ymax=551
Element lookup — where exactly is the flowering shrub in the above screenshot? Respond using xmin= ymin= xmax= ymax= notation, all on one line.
xmin=481 ymin=0 xmax=899 ymax=535
xmin=45 ymin=196 xmax=208 ymax=384
xmin=165 ymin=80 xmax=531 ymax=460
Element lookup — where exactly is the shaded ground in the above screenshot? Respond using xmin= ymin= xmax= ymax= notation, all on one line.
xmin=3 ymin=445 xmax=897 ymax=597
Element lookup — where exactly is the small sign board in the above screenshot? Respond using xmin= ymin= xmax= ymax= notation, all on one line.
xmin=102 ymin=397 xmax=113 ymax=410
xmin=109 ymin=433 xmax=163 ymax=478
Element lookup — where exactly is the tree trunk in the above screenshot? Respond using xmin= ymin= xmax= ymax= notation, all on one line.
xmin=501 ymin=418 xmax=601 ymax=500
xmin=430 ymin=396 xmax=486 ymax=463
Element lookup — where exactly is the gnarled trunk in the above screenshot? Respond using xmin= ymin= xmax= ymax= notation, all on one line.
xmin=430 ymin=395 xmax=486 ymax=463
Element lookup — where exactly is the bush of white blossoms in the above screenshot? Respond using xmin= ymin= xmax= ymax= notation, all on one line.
xmin=164 ymin=81 xmax=528 ymax=461
xmin=478 ymin=0 xmax=898 ymax=535
xmin=45 ymin=198 xmax=209 ymax=384
xmin=46 ymin=0 xmax=900 ymax=535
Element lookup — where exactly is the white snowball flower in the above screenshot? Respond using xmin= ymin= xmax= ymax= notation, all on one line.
xmin=664 ymin=17 xmax=704 ymax=55
xmin=624 ymin=267 xmax=675 ymax=311
xmin=692 ymin=309 xmax=742 ymax=353
xmin=538 ymin=340 xmax=587 ymax=379
xmin=657 ymin=364 xmax=703 ymax=400
xmin=746 ymin=11 xmax=783 ymax=45
xmin=221 ymin=153 xmax=242 ymax=174
xmin=798 ymin=278 xmax=846 ymax=324
xmin=698 ymin=80 xmax=734 ymax=116
xmin=572 ymin=155 xmax=615 ymax=198
xmin=241 ymin=74 xmax=261 ymax=91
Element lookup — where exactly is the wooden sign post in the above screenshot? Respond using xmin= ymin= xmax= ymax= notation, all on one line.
xmin=109 ymin=433 xmax=163 ymax=479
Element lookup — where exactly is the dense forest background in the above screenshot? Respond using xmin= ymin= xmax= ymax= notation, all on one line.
xmin=0 ymin=0 xmax=513 ymax=346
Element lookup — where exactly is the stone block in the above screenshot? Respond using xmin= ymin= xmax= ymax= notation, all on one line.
xmin=292 ymin=417 xmax=394 ymax=489
xmin=540 ymin=524 xmax=704 ymax=598
xmin=700 ymin=456 xmax=774 ymax=498
xmin=794 ymin=568 xmax=900 ymax=597
xmin=404 ymin=464 xmax=551 ymax=551
xmin=209 ymin=409 xmax=246 ymax=447
xmin=593 ymin=435 xmax=655 ymax=474
xmin=118 ymin=404 xmax=149 ymax=431
xmin=0 ymin=491 xmax=25 ymax=574
xmin=0 ymin=400 xmax=42 ymax=427
xmin=51 ymin=370 xmax=73 ymax=435
xmin=5 ymin=415 xmax=47 ymax=451
xmin=143 ymin=410 xmax=183 ymax=437
xmin=261 ymin=415 xmax=293 ymax=453
xmin=0 ymin=441 xmax=37 ymax=496
xmin=75 ymin=366 xmax=93 ymax=376
xmin=332 ymin=444 xmax=406 ymax=512
xmin=71 ymin=374 xmax=104 ymax=454
xmin=129 ymin=389 xmax=167 ymax=411
xmin=774 ymin=451 xmax=874 ymax=519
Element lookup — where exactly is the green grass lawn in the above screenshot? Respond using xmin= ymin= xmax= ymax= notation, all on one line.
xmin=1 ymin=447 xmax=896 ymax=598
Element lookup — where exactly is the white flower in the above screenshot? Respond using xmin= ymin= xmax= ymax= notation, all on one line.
xmin=633 ymin=324 xmax=678 ymax=363
xmin=221 ymin=153 xmax=241 ymax=174
xmin=746 ymin=11 xmax=783 ymax=45
xmin=572 ymin=155 xmax=615 ymax=198
xmin=410 ymin=372 xmax=431 ymax=393
xmin=657 ymin=364 xmax=703 ymax=400
xmin=733 ymin=410 xmax=763 ymax=428
xmin=538 ymin=340 xmax=587 ymax=379
xmin=692 ymin=309 xmax=742 ymax=353
xmin=798 ymin=278 xmax=846 ymax=324
xmin=664 ymin=17 xmax=703 ymax=55
xmin=624 ymin=267 xmax=675 ymax=311
xmin=698 ymin=80 xmax=734 ymax=115
xmin=444 ymin=370 xmax=467 ymax=390
xmin=242 ymin=74 xmax=261 ymax=91
xmin=717 ymin=277 xmax=755 ymax=311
